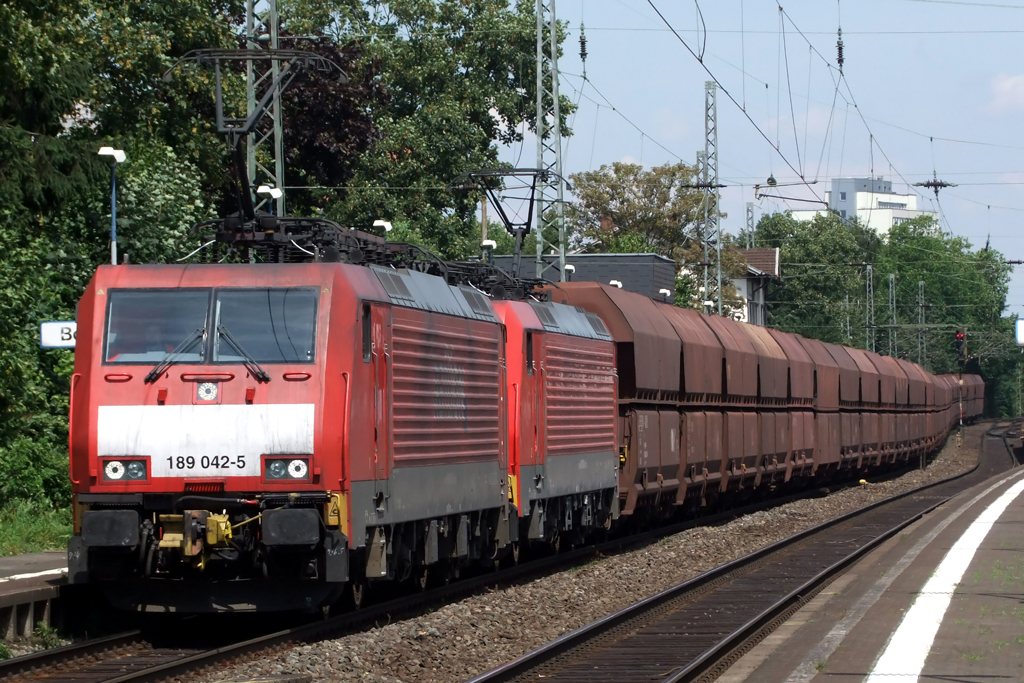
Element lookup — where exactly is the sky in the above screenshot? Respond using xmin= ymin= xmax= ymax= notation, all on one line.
xmin=495 ymin=0 xmax=1024 ymax=314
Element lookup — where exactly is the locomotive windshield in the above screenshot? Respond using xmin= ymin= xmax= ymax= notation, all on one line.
xmin=105 ymin=290 xmax=210 ymax=363
xmin=104 ymin=288 xmax=318 ymax=364
xmin=214 ymin=289 xmax=318 ymax=364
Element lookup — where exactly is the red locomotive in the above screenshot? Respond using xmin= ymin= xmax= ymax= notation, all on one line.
xmin=66 ymin=236 xmax=982 ymax=612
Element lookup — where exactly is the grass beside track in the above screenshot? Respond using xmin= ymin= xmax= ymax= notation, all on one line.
xmin=0 ymin=500 xmax=72 ymax=556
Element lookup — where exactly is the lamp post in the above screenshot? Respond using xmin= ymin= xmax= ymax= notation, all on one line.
xmin=256 ymin=185 xmax=283 ymax=215
xmin=98 ymin=147 xmax=126 ymax=265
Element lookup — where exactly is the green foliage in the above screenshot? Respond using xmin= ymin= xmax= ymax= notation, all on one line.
xmin=0 ymin=0 xmax=230 ymax=511
xmin=566 ymin=162 xmax=703 ymax=256
xmin=0 ymin=438 xmax=71 ymax=508
xmin=32 ymin=623 xmax=64 ymax=650
xmin=566 ymin=162 xmax=747 ymax=311
xmin=0 ymin=642 xmax=10 ymax=660
xmin=117 ymin=143 xmax=207 ymax=264
xmin=754 ymin=212 xmax=1018 ymax=416
xmin=0 ymin=499 xmax=72 ymax=557
xmin=284 ymin=0 xmax=570 ymax=258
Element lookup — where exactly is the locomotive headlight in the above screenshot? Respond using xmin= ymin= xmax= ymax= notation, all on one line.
xmin=104 ymin=460 xmax=125 ymax=480
xmin=197 ymin=382 xmax=218 ymax=402
xmin=103 ymin=459 xmax=147 ymax=481
xmin=126 ymin=460 xmax=147 ymax=480
xmin=264 ymin=458 xmax=309 ymax=481
xmin=267 ymin=459 xmax=288 ymax=479
xmin=287 ymin=459 xmax=308 ymax=479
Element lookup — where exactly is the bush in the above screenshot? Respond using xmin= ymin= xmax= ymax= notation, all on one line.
xmin=0 ymin=438 xmax=71 ymax=509
xmin=0 ymin=499 xmax=72 ymax=557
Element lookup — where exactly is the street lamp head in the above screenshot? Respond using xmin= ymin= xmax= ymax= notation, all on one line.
xmin=256 ymin=185 xmax=283 ymax=199
xmin=373 ymin=219 xmax=393 ymax=233
xmin=481 ymin=239 xmax=497 ymax=249
xmin=564 ymin=264 xmax=575 ymax=273
xmin=609 ymin=279 xmax=623 ymax=288
xmin=98 ymin=147 xmax=126 ymax=163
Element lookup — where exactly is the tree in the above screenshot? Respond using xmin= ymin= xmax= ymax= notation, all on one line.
xmin=566 ymin=162 xmax=701 ymax=256
xmin=753 ymin=211 xmax=1017 ymax=416
xmin=282 ymin=0 xmax=574 ymax=259
xmin=753 ymin=211 xmax=880 ymax=344
xmin=566 ymin=162 xmax=747 ymax=311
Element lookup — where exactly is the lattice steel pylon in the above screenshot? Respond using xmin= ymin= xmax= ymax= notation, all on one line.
xmin=535 ymin=0 xmax=566 ymax=281
xmin=918 ymin=280 xmax=926 ymax=366
xmin=702 ymin=81 xmax=722 ymax=315
xmin=246 ymin=0 xmax=285 ymax=216
xmin=745 ymin=202 xmax=755 ymax=248
xmin=865 ymin=264 xmax=875 ymax=352
xmin=889 ymin=273 xmax=897 ymax=357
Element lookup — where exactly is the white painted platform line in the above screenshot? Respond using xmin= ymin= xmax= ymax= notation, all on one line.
xmin=783 ymin=469 xmax=1024 ymax=683
xmin=866 ymin=476 xmax=1024 ymax=682
xmin=0 ymin=568 xmax=66 ymax=583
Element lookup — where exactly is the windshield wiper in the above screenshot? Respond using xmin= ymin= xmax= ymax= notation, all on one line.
xmin=217 ymin=324 xmax=271 ymax=383
xmin=145 ymin=328 xmax=206 ymax=384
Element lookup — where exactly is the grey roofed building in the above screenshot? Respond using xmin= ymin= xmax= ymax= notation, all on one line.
xmin=491 ymin=253 xmax=676 ymax=301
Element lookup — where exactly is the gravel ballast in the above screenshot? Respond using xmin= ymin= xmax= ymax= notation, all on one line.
xmin=194 ymin=424 xmax=992 ymax=683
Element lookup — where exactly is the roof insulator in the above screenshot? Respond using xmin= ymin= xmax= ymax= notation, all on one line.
xmin=837 ymin=27 xmax=845 ymax=74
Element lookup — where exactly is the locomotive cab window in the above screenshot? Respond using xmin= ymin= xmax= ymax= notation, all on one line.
xmin=105 ymin=289 xmax=210 ymax=363
xmin=214 ymin=288 xmax=318 ymax=364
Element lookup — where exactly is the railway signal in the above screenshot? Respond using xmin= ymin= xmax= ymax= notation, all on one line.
xmin=956 ymin=328 xmax=967 ymax=368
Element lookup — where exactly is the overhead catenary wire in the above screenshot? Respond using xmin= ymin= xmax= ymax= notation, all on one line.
xmin=779 ymin=9 xmax=804 ymax=175
xmin=644 ymin=0 xmax=826 ymax=203
xmin=560 ymin=72 xmax=687 ymax=163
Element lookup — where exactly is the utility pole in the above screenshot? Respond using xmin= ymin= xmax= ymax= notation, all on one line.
xmin=746 ymin=202 xmax=755 ymax=248
xmin=918 ymin=280 xmax=925 ymax=366
xmin=845 ymin=293 xmax=851 ymax=343
xmin=481 ymin=196 xmax=488 ymax=242
xmin=889 ymin=273 xmax=897 ymax=357
xmin=703 ymin=81 xmax=722 ymax=315
xmin=865 ymin=264 xmax=875 ymax=352
xmin=535 ymin=0 xmax=567 ymax=281
xmin=246 ymin=0 xmax=285 ymax=216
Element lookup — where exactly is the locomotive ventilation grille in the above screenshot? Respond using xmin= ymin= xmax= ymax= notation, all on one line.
xmin=544 ymin=338 xmax=617 ymax=456
xmin=390 ymin=308 xmax=503 ymax=465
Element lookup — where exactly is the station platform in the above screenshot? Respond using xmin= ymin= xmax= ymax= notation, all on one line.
xmin=0 ymin=551 xmax=66 ymax=641
xmin=720 ymin=445 xmax=1024 ymax=682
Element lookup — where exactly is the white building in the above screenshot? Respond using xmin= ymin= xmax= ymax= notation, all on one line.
xmin=791 ymin=177 xmax=937 ymax=234
xmin=732 ymin=248 xmax=781 ymax=326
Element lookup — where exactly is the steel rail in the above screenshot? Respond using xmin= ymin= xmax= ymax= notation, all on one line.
xmin=465 ymin=421 xmax=1012 ymax=683
xmin=0 ymin=630 xmax=143 ymax=677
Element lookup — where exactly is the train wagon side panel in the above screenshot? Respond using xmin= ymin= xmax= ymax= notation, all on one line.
xmin=350 ymin=303 xmax=507 ymax=544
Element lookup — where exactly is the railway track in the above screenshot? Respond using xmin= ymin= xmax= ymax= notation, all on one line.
xmin=466 ymin=419 xmax=1019 ymax=683
xmin=1 ymin=422 xmax=1005 ymax=683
